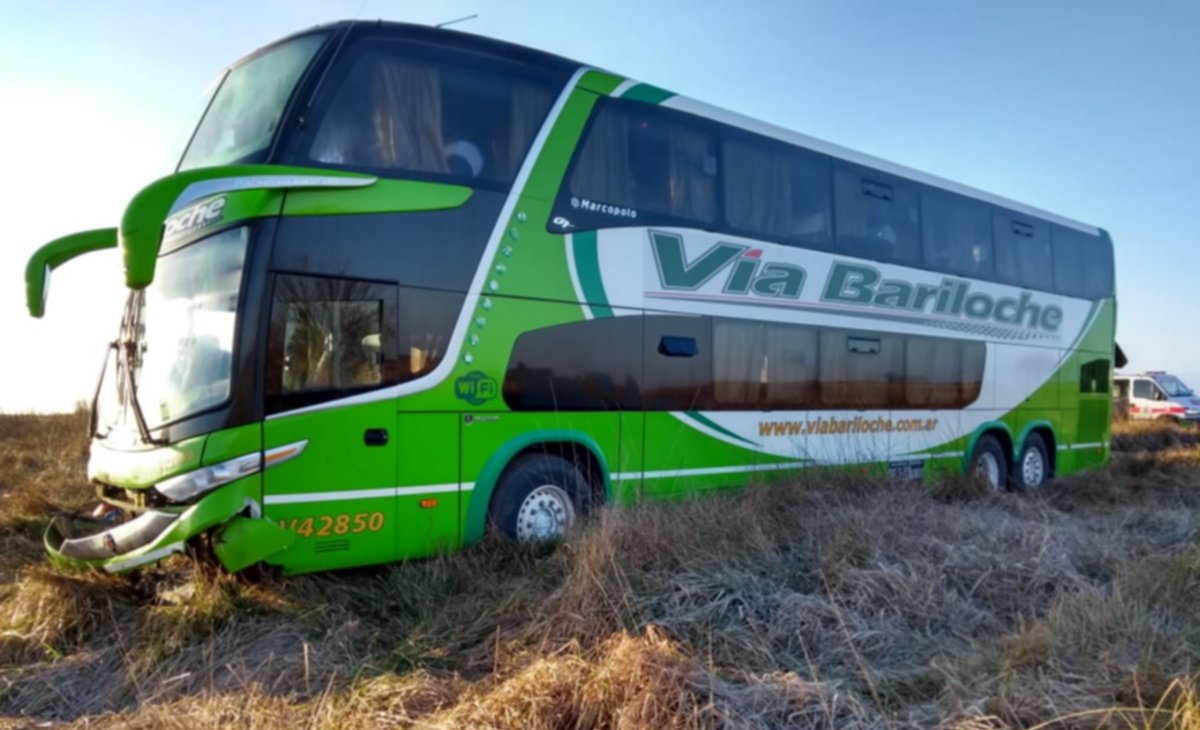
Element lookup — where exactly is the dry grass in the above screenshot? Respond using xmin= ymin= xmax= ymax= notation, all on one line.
xmin=0 ymin=412 xmax=1198 ymax=728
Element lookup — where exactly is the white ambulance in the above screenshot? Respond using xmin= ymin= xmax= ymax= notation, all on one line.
xmin=1114 ymin=372 xmax=1200 ymax=424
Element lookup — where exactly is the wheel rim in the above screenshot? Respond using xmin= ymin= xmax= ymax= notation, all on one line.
xmin=515 ymin=484 xmax=576 ymax=541
xmin=974 ymin=452 xmax=1001 ymax=490
xmin=1021 ymin=448 xmax=1045 ymax=489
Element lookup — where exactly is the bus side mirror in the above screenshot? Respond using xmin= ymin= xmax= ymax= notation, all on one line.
xmin=26 ymin=228 xmax=118 ymax=318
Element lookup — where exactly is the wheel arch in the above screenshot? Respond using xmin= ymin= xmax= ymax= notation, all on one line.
xmin=962 ymin=421 xmax=1014 ymax=476
xmin=463 ymin=430 xmax=612 ymax=546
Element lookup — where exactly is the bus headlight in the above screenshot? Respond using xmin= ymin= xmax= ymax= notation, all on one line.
xmin=155 ymin=453 xmax=261 ymax=503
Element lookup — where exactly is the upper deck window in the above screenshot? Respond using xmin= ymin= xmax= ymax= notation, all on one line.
xmin=834 ymin=163 xmax=923 ymax=267
xmin=723 ymin=134 xmax=833 ymax=250
xmin=921 ymin=187 xmax=993 ymax=278
xmin=993 ymin=210 xmax=1054 ymax=292
xmin=180 ymin=33 xmax=328 ymax=171
xmin=1052 ymin=224 xmax=1114 ymax=299
xmin=564 ymin=98 xmax=719 ymax=228
xmin=306 ymin=41 xmax=558 ymax=187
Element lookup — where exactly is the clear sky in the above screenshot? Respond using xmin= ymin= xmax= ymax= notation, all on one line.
xmin=1 ymin=0 xmax=1197 ymax=412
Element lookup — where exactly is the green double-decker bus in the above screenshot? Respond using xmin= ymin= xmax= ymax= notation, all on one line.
xmin=25 ymin=21 xmax=1116 ymax=575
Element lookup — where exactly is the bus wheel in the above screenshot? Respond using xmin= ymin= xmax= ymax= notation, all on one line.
xmin=969 ymin=434 xmax=1008 ymax=491
xmin=490 ymin=454 xmax=586 ymax=542
xmin=1014 ymin=432 xmax=1050 ymax=491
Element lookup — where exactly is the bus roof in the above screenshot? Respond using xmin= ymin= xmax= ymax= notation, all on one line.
xmin=259 ymin=21 xmax=1101 ymax=236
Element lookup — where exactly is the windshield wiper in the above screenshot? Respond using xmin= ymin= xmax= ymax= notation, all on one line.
xmin=90 ymin=342 xmax=118 ymax=440
xmin=120 ymin=337 xmax=165 ymax=446
xmin=106 ymin=291 xmax=166 ymax=446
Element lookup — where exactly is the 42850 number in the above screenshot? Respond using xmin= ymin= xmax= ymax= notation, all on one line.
xmin=280 ymin=511 xmax=385 ymax=538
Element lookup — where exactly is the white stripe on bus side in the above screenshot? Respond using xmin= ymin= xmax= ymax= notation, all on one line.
xmin=263 ymin=483 xmax=475 ymax=506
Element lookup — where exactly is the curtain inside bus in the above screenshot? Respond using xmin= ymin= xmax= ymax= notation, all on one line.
xmin=309 ymin=48 xmax=555 ymax=185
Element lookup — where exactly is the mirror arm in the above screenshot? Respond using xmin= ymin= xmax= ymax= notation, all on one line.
xmin=25 ymin=228 xmax=118 ymax=317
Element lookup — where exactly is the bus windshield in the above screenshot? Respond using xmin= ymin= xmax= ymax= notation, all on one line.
xmin=179 ymin=33 xmax=327 ymax=171
xmin=131 ymin=227 xmax=249 ymax=429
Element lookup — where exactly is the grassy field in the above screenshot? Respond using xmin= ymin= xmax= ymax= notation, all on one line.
xmin=1 ymin=414 xmax=1199 ymax=728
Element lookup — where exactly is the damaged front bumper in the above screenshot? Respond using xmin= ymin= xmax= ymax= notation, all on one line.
xmin=45 ymin=478 xmax=293 ymax=574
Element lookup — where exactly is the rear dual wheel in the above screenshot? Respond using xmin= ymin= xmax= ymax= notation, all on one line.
xmin=1014 ymin=433 xmax=1049 ymax=491
xmin=968 ymin=432 xmax=1050 ymax=492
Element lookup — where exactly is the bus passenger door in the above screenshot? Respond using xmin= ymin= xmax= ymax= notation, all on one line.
xmin=260 ymin=273 xmax=401 ymax=573
xmin=263 ymin=400 xmax=399 ymax=573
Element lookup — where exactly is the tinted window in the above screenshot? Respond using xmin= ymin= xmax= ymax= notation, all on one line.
xmin=1053 ymin=225 xmax=1114 ymax=299
xmin=266 ymin=274 xmax=399 ymax=414
xmin=397 ymin=286 xmax=463 ymax=383
xmin=921 ymin=188 xmax=993 ymax=278
xmin=1080 ymin=359 xmax=1110 ymax=394
xmin=562 ymin=99 xmax=718 ymax=229
xmin=713 ymin=319 xmax=818 ymax=409
xmin=307 ymin=40 xmax=557 ymax=186
xmin=818 ymin=328 xmax=906 ymax=408
xmin=723 ymin=134 xmax=832 ymax=249
xmin=644 ymin=315 xmax=715 ymax=410
xmin=508 ymin=314 xmax=985 ymax=412
xmin=904 ymin=336 xmax=986 ymax=408
xmin=504 ymin=316 xmax=642 ymax=410
xmin=1132 ymin=379 xmax=1155 ymax=400
xmin=834 ymin=163 xmax=922 ymax=267
xmin=993 ymin=210 xmax=1054 ymax=291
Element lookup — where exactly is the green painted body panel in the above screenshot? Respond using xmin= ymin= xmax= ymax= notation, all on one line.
xmin=575 ymin=69 xmax=625 ymax=95
xmin=214 ymin=515 xmax=295 ymax=572
xmin=262 ymin=400 xmax=398 ymax=574
xmin=200 ymin=422 xmax=261 ymax=466
xmin=119 ymin=165 xmax=375 ymax=288
xmin=395 ymin=414 xmax=461 ymax=559
xmin=619 ymin=82 xmax=676 ymax=104
xmin=283 ymin=179 xmax=472 ymax=216
xmin=88 ymin=435 xmax=207 ymax=490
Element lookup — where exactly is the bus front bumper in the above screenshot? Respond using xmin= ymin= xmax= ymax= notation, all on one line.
xmin=45 ymin=480 xmax=293 ymax=574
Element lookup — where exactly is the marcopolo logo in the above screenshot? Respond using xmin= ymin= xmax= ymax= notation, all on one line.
xmin=164 ymin=196 xmax=227 ymax=241
xmin=822 ymin=262 xmax=1063 ymax=332
xmin=650 ymin=231 xmax=806 ymax=299
xmin=454 ymin=370 xmax=498 ymax=406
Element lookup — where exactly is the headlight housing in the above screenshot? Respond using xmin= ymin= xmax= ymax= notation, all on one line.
xmin=155 ymin=453 xmax=260 ymax=503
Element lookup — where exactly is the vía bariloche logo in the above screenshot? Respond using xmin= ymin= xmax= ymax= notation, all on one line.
xmin=648 ymin=230 xmax=1063 ymax=332
xmin=651 ymin=231 xmax=806 ymax=299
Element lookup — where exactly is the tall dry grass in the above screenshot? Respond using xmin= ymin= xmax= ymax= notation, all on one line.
xmin=0 ymin=413 xmax=1197 ymax=728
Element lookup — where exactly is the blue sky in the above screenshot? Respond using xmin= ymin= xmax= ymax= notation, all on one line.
xmin=1 ymin=0 xmax=1197 ymax=411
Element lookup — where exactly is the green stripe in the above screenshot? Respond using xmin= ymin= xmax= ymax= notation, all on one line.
xmin=682 ymin=411 xmax=757 ymax=446
xmin=283 ymin=179 xmax=471 ymax=216
xmin=620 ymin=83 xmax=676 ymax=104
xmin=572 ymin=230 xmax=614 ymax=319
xmin=577 ymin=69 xmax=626 ymax=95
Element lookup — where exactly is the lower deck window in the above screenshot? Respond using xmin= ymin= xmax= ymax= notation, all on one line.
xmin=266 ymin=274 xmax=399 ymax=413
xmin=504 ymin=314 xmax=987 ymax=412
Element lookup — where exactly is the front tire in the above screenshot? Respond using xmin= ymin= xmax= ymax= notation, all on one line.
xmin=489 ymin=454 xmax=589 ymax=542
xmin=969 ymin=434 xmax=1009 ymax=492
xmin=1013 ymin=432 xmax=1050 ymax=491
